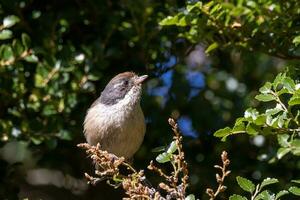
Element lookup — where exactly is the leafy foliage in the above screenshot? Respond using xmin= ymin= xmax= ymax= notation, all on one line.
xmin=160 ymin=0 xmax=300 ymax=59
xmin=1 ymin=0 xmax=300 ymax=199
xmin=214 ymin=73 xmax=300 ymax=160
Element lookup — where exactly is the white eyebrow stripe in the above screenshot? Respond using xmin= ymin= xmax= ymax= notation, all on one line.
xmin=113 ymin=82 xmax=123 ymax=88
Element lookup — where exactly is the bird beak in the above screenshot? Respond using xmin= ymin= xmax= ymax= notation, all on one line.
xmin=135 ymin=75 xmax=148 ymax=85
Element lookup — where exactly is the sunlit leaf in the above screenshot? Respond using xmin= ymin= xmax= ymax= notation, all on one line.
xmin=277 ymin=134 xmax=290 ymax=147
xmin=277 ymin=147 xmax=290 ymax=159
xmin=236 ymin=176 xmax=255 ymax=193
xmin=260 ymin=178 xmax=279 ymax=189
xmin=0 ymin=30 xmax=13 ymax=40
xmin=167 ymin=141 xmax=177 ymax=154
xmin=156 ymin=152 xmax=171 ymax=163
xmin=229 ymin=194 xmax=248 ymax=200
xmin=275 ymin=190 xmax=289 ymax=200
xmin=289 ymin=186 xmax=300 ymax=196
xmin=205 ymin=42 xmax=219 ymax=54
xmin=255 ymin=94 xmax=275 ymax=102
xmin=185 ymin=194 xmax=195 ymax=200
xmin=3 ymin=15 xmax=20 ymax=28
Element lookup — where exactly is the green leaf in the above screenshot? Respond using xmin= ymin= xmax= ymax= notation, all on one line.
xmin=159 ymin=15 xmax=178 ymax=26
xmin=291 ymin=139 xmax=300 ymax=156
xmin=260 ymin=178 xmax=279 ymax=189
xmin=24 ymin=54 xmax=38 ymax=63
xmin=156 ymin=152 xmax=171 ymax=163
xmin=275 ymin=190 xmax=289 ymax=200
xmin=277 ymin=134 xmax=290 ymax=147
xmin=288 ymin=96 xmax=300 ymax=106
xmin=236 ymin=176 xmax=255 ymax=193
xmin=31 ymin=136 xmax=43 ymax=145
xmin=35 ymin=74 xmax=44 ymax=88
xmin=246 ymin=123 xmax=258 ymax=135
xmin=12 ymin=39 xmax=24 ymax=57
xmin=255 ymin=190 xmax=274 ymax=200
xmin=266 ymin=108 xmax=282 ymax=115
xmin=244 ymin=108 xmax=259 ymax=120
xmin=289 ymin=186 xmax=300 ymax=196
xmin=273 ymin=73 xmax=285 ymax=89
xmin=214 ymin=127 xmax=231 ymax=137
xmin=185 ymin=194 xmax=195 ymax=200
xmin=187 ymin=2 xmax=202 ymax=12
xmin=205 ymin=42 xmax=219 ymax=54
xmin=167 ymin=141 xmax=177 ymax=154
xmin=21 ymin=33 xmax=31 ymax=49
xmin=277 ymin=88 xmax=290 ymax=96
xmin=177 ymin=15 xmax=188 ymax=26
xmin=254 ymin=115 xmax=266 ymax=125
xmin=1 ymin=45 xmax=14 ymax=61
xmin=255 ymin=94 xmax=276 ymax=102
xmin=0 ymin=30 xmax=13 ymax=40
xmin=293 ymin=35 xmax=300 ymax=47
xmin=282 ymin=77 xmax=295 ymax=92
xmin=3 ymin=15 xmax=20 ymax=28
xmin=292 ymin=180 xmax=300 ymax=184
xmin=277 ymin=147 xmax=290 ymax=159
xmin=259 ymin=82 xmax=272 ymax=94
xmin=229 ymin=194 xmax=248 ymax=200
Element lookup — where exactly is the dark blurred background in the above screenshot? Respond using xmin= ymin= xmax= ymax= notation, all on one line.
xmin=0 ymin=0 xmax=299 ymax=199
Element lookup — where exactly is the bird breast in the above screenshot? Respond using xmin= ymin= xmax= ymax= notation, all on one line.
xmin=83 ymin=89 xmax=146 ymax=159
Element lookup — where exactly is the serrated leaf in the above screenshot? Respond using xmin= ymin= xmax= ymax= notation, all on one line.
xmin=275 ymin=190 xmax=289 ymax=200
xmin=167 ymin=141 xmax=177 ymax=154
xmin=259 ymin=82 xmax=272 ymax=94
xmin=254 ymin=115 xmax=266 ymax=125
xmin=185 ymin=194 xmax=195 ymax=200
xmin=273 ymin=73 xmax=285 ymax=89
xmin=282 ymin=77 xmax=295 ymax=92
xmin=205 ymin=42 xmax=219 ymax=54
xmin=214 ymin=127 xmax=231 ymax=137
xmin=255 ymin=94 xmax=276 ymax=102
xmin=277 ymin=115 xmax=285 ymax=128
xmin=156 ymin=152 xmax=171 ymax=163
xmin=0 ymin=29 xmax=13 ymax=40
xmin=266 ymin=108 xmax=282 ymax=115
xmin=277 ymin=147 xmax=290 ymax=159
xmin=246 ymin=123 xmax=258 ymax=135
xmin=236 ymin=176 xmax=255 ymax=193
xmin=289 ymin=186 xmax=300 ymax=196
xmin=3 ymin=15 xmax=20 ymax=28
xmin=288 ymin=97 xmax=300 ymax=106
xmin=277 ymin=134 xmax=290 ymax=147
xmin=291 ymin=139 xmax=300 ymax=156
xmin=229 ymin=194 xmax=248 ymax=200
xmin=260 ymin=178 xmax=279 ymax=189
xmin=255 ymin=190 xmax=275 ymax=200
xmin=277 ymin=88 xmax=290 ymax=95
xmin=244 ymin=108 xmax=259 ymax=120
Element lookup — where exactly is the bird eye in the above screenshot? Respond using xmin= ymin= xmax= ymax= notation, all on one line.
xmin=123 ymin=80 xmax=129 ymax=85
